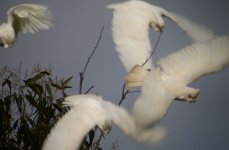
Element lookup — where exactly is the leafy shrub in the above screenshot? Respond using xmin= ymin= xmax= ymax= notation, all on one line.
xmin=0 ymin=65 xmax=72 ymax=150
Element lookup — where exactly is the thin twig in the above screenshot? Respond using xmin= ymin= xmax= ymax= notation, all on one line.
xmin=141 ymin=32 xmax=162 ymax=67
xmin=84 ymin=85 xmax=95 ymax=94
xmin=118 ymin=84 xmax=141 ymax=105
xmin=141 ymin=10 xmax=163 ymax=67
xmin=79 ymin=26 xmax=105 ymax=94
xmin=118 ymin=84 xmax=129 ymax=105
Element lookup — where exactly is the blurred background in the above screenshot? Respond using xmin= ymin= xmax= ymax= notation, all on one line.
xmin=0 ymin=0 xmax=229 ymax=149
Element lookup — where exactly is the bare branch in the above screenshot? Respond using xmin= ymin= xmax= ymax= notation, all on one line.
xmin=79 ymin=26 xmax=105 ymax=94
xmin=118 ymin=84 xmax=141 ymax=105
xmin=84 ymin=85 xmax=95 ymax=94
xmin=118 ymin=84 xmax=129 ymax=105
xmin=141 ymin=32 xmax=162 ymax=67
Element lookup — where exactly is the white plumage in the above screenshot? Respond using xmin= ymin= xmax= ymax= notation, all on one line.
xmin=42 ymin=95 xmax=166 ymax=150
xmin=0 ymin=4 xmax=53 ymax=48
xmin=42 ymin=1 xmax=229 ymax=149
xmin=108 ymin=0 xmax=229 ymax=130
xmin=168 ymin=12 xmax=215 ymax=42
xmin=132 ymin=36 xmax=229 ymax=127
xmin=108 ymin=0 xmax=215 ymax=71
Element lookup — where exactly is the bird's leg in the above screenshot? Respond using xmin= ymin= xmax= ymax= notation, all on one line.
xmin=175 ymin=86 xmax=199 ymax=103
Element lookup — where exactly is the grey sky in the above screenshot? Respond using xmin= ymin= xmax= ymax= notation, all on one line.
xmin=0 ymin=0 xmax=229 ymax=149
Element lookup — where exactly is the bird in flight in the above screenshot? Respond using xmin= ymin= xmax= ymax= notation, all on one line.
xmin=42 ymin=94 xmax=166 ymax=150
xmin=129 ymin=36 xmax=229 ymax=128
xmin=108 ymin=0 xmax=229 ymax=128
xmin=107 ymin=0 xmax=215 ymax=71
xmin=43 ymin=1 xmax=229 ymax=149
xmin=0 ymin=4 xmax=53 ymax=48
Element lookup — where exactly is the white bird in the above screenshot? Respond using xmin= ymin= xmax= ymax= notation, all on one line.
xmin=128 ymin=36 xmax=229 ymax=127
xmin=42 ymin=94 xmax=166 ymax=150
xmin=0 ymin=4 xmax=53 ymax=48
xmin=107 ymin=0 xmax=215 ymax=71
xmin=108 ymin=0 xmax=228 ymax=128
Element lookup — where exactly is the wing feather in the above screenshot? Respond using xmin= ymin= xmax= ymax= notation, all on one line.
xmin=108 ymin=0 xmax=216 ymax=71
xmin=166 ymin=12 xmax=215 ymax=42
xmin=7 ymin=4 xmax=53 ymax=34
xmin=108 ymin=2 xmax=154 ymax=71
xmin=43 ymin=94 xmax=166 ymax=149
xmin=43 ymin=95 xmax=112 ymax=150
xmin=158 ymin=36 xmax=229 ymax=85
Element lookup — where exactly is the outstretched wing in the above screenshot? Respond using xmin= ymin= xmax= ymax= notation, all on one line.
xmin=165 ymin=12 xmax=215 ymax=42
xmin=7 ymin=4 xmax=53 ymax=34
xmin=107 ymin=0 xmax=172 ymax=71
xmin=108 ymin=0 xmax=216 ymax=71
xmin=42 ymin=95 xmax=112 ymax=150
xmin=43 ymin=94 xmax=166 ymax=149
xmin=158 ymin=36 xmax=229 ymax=85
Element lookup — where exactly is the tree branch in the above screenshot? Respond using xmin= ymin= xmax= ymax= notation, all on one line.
xmin=79 ymin=26 xmax=105 ymax=94
xmin=141 ymin=32 xmax=162 ymax=67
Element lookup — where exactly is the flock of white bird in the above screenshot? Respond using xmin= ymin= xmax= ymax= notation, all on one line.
xmin=1 ymin=0 xmax=228 ymax=150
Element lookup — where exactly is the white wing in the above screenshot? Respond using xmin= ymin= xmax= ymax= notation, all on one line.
xmin=42 ymin=95 xmax=112 ymax=150
xmin=107 ymin=0 xmax=172 ymax=71
xmin=158 ymin=36 xmax=229 ymax=85
xmin=166 ymin=12 xmax=215 ymax=42
xmin=108 ymin=0 xmax=215 ymax=71
xmin=7 ymin=4 xmax=53 ymax=34
xmin=108 ymin=1 xmax=154 ymax=71
xmin=42 ymin=94 xmax=166 ymax=150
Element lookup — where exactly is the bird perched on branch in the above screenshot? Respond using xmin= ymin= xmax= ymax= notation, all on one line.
xmin=107 ymin=0 xmax=214 ymax=71
xmin=0 ymin=4 xmax=53 ymax=48
xmin=42 ymin=94 xmax=166 ymax=150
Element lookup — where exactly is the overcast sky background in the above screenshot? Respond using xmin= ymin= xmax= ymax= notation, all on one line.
xmin=1 ymin=0 xmax=229 ymax=150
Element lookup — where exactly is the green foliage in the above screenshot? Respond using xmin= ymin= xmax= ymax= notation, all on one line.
xmin=0 ymin=65 xmax=72 ymax=149
xmin=0 ymin=28 xmax=115 ymax=150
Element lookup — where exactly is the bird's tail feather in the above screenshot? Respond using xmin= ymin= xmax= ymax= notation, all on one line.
xmin=104 ymin=100 xmax=166 ymax=144
xmin=43 ymin=94 xmax=166 ymax=150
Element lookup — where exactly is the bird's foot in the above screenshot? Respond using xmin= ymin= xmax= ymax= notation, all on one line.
xmin=175 ymin=88 xmax=199 ymax=103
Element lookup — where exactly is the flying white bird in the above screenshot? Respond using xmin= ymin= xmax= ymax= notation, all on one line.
xmin=127 ymin=36 xmax=229 ymax=127
xmin=108 ymin=0 xmax=228 ymax=128
xmin=42 ymin=94 xmax=166 ymax=150
xmin=42 ymin=38 xmax=229 ymax=149
xmin=0 ymin=4 xmax=53 ymax=48
xmin=107 ymin=0 xmax=215 ymax=71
